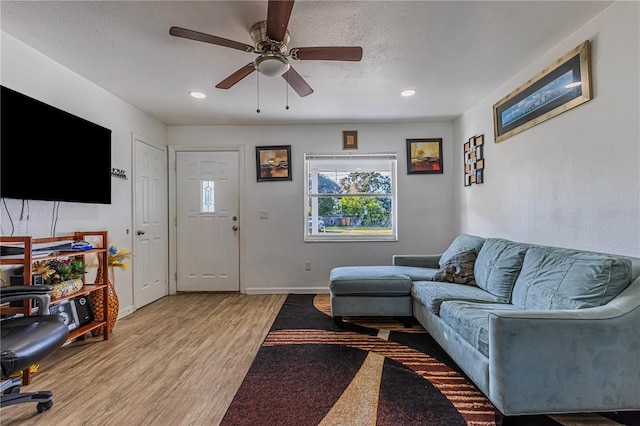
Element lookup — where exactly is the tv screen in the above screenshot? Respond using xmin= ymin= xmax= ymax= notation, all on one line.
xmin=1 ymin=85 xmax=112 ymax=204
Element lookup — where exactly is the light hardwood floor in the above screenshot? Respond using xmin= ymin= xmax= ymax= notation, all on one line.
xmin=0 ymin=293 xmax=287 ymax=426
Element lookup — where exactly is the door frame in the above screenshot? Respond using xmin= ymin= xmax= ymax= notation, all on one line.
xmin=132 ymin=132 xmax=169 ymax=308
xmin=168 ymin=144 xmax=246 ymax=295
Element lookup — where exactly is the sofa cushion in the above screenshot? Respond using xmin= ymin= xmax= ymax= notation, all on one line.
xmin=412 ymin=281 xmax=505 ymax=315
xmin=511 ymin=246 xmax=633 ymax=310
xmin=439 ymin=234 xmax=486 ymax=267
xmin=432 ymin=249 xmax=478 ymax=285
xmin=474 ymin=238 xmax=527 ymax=302
xmin=439 ymin=301 xmax=523 ymax=357
xmin=329 ymin=266 xmax=414 ymax=296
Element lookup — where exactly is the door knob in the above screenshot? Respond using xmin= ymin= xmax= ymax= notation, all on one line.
xmin=232 ymin=225 xmax=238 ymax=231
xmin=137 ymin=230 xmax=146 ymax=236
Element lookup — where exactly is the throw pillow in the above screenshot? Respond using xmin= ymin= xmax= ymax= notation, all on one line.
xmin=432 ymin=249 xmax=477 ymax=285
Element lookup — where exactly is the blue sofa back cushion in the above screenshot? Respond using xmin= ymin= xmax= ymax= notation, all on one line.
xmin=432 ymin=249 xmax=478 ymax=285
xmin=439 ymin=234 xmax=485 ymax=267
xmin=474 ymin=238 xmax=527 ymax=302
xmin=511 ymin=246 xmax=633 ymax=310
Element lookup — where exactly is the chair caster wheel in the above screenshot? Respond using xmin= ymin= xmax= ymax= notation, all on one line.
xmin=37 ymin=400 xmax=53 ymax=413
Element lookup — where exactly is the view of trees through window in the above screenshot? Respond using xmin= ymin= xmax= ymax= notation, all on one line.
xmin=316 ymin=172 xmax=392 ymax=229
xmin=305 ymin=152 xmax=397 ymax=240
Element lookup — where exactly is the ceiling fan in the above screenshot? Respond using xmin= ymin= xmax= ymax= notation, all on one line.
xmin=170 ymin=0 xmax=363 ymax=97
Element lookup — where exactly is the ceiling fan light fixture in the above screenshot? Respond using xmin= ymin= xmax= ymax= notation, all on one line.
xmin=255 ymin=54 xmax=290 ymax=77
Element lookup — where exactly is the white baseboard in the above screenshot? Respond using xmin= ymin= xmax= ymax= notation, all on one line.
xmin=117 ymin=305 xmax=135 ymax=319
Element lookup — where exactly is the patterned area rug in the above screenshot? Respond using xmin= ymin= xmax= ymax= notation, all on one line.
xmin=221 ymin=294 xmax=639 ymax=426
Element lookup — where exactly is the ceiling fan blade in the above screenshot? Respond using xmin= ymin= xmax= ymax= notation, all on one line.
xmin=266 ymin=0 xmax=295 ymax=42
xmin=282 ymin=66 xmax=313 ymax=97
xmin=216 ymin=63 xmax=256 ymax=89
xmin=170 ymin=27 xmax=254 ymax=53
xmin=291 ymin=46 xmax=363 ymax=61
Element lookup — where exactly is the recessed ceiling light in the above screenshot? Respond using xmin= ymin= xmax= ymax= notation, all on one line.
xmin=401 ymin=89 xmax=416 ymax=97
xmin=189 ymin=91 xmax=206 ymax=99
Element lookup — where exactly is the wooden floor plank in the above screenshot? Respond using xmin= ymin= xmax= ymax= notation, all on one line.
xmin=0 ymin=293 xmax=286 ymax=426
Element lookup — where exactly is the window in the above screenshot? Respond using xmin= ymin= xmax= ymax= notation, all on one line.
xmin=201 ymin=180 xmax=215 ymax=212
xmin=304 ymin=153 xmax=397 ymax=241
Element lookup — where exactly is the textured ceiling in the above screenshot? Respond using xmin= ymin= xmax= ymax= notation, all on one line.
xmin=0 ymin=1 xmax=612 ymax=126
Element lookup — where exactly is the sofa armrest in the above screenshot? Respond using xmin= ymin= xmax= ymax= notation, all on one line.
xmin=392 ymin=254 xmax=441 ymax=268
xmin=487 ymin=279 xmax=640 ymax=415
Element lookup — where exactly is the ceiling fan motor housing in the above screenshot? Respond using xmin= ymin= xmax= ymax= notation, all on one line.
xmin=250 ymin=21 xmax=290 ymax=54
xmin=251 ymin=21 xmax=291 ymax=77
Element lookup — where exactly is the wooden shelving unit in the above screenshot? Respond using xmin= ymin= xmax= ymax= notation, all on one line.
xmin=0 ymin=231 xmax=110 ymax=384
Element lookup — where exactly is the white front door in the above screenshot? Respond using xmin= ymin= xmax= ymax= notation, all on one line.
xmin=176 ymin=151 xmax=239 ymax=292
xmin=133 ymin=136 xmax=168 ymax=308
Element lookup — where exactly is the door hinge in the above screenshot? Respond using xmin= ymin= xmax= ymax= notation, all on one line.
xmin=174 ymin=272 xmax=177 ymax=282
xmin=174 ymin=161 xmax=177 ymax=171
xmin=174 ymin=217 xmax=177 ymax=226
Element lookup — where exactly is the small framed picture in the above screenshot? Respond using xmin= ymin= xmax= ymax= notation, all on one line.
xmin=256 ymin=145 xmax=292 ymax=182
xmin=342 ymin=130 xmax=358 ymax=150
xmin=476 ymin=134 xmax=484 ymax=146
xmin=406 ymin=138 xmax=443 ymax=174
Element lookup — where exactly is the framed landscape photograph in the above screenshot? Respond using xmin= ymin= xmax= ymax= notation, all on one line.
xmin=406 ymin=138 xmax=443 ymax=174
xmin=493 ymin=40 xmax=592 ymax=143
xmin=256 ymin=145 xmax=292 ymax=182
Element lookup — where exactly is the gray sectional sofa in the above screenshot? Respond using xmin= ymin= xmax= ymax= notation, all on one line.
xmin=329 ymin=234 xmax=640 ymax=417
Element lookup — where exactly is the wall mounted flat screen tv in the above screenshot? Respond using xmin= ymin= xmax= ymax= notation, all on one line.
xmin=1 ymin=85 xmax=112 ymax=204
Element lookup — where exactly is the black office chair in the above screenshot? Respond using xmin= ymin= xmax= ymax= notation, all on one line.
xmin=1 ymin=285 xmax=69 ymax=413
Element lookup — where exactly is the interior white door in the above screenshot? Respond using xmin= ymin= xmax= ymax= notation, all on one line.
xmin=176 ymin=151 xmax=239 ymax=292
xmin=133 ymin=137 xmax=168 ymax=308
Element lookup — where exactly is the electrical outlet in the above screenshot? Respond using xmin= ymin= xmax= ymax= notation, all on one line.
xmin=259 ymin=210 xmax=269 ymax=219
xmin=304 ymin=261 xmax=311 ymax=271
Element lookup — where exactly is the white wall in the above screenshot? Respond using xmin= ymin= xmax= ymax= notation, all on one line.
xmin=1 ymin=32 xmax=168 ymax=315
xmin=453 ymin=1 xmax=640 ymax=256
xmin=168 ymin=123 xmax=456 ymax=293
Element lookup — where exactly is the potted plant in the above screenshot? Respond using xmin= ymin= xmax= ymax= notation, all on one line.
xmin=32 ymin=258 xmax=86 ymax=299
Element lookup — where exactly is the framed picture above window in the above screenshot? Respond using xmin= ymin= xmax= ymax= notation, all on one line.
xmin=256 ymin=145 xmax=292 ymax=182
xmin=406 ymin=138 xmax=443 ymax=174
xmin=342 ymin=130 xmax=358 ymax=150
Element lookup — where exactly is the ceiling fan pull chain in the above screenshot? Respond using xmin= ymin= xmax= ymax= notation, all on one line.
xmin=285 ymin=72 xmax=290 ymax=110
xmin=256 ymin=72 xmax=261 ymax=113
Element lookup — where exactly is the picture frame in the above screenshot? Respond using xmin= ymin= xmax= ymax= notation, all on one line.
xmin=464 ymin=134 xmax=484 ymax=186
xmin=256 ymin=145 xmax=292 ymax=182
xmin=406 ymin=138 xmax=443 ymax=175
xmin=342 ymin=130 xmax=358 ymax=150
xmin=493 ymin=40 xmax=592 ymax=143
